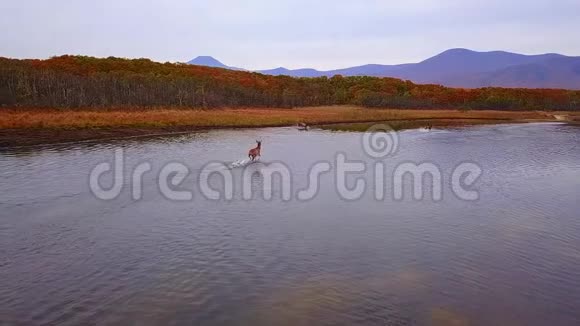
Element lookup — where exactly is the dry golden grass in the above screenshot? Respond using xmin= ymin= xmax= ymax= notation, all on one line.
xmin=0 ymin=106 xmax=554 ymax=130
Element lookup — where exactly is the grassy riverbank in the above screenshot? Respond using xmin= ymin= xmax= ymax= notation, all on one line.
xmin=319 ymin=119 xmax=523 ymax=132
xmin=0 ymin=106 xmax=575 ymax=147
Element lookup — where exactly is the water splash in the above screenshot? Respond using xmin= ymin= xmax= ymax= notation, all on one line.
xmin=228 ymin=159 xmax=254 ymax=169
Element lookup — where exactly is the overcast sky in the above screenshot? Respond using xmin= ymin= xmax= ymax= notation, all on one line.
xmin=1 ymin=0 xmax=579 ymax=70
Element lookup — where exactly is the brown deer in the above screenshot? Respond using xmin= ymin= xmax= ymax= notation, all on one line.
xmin=248 ymin=140 xmax=262 ymax=161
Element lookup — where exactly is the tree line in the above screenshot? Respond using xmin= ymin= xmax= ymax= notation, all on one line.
xmin=1 ymin=55 xmax=579 ymax=111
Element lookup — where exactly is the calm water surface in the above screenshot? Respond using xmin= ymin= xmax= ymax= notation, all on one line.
xmin=1 ymin=123 xmax=580 ymax=325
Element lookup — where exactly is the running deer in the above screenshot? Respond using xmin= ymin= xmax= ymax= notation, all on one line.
xmin=248 ymin=140 xmax=262 ymax=161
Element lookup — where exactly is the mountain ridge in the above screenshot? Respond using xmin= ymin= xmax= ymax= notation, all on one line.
xmin=186 ymin=49 xmax=580 ymax=89
xmin=187 ymin=56 xmax=245 ymax=71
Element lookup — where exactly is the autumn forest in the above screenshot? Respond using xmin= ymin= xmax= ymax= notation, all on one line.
xmin=1 ymin=55 xmax=579 ymax=111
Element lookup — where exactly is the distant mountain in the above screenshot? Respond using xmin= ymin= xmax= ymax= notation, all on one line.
xmin=326 ymin=63 xmax=412 ymax=77
xmin=464 ymin=56 xmax=580 ymax=89
xmin=187 ymin=56 xmax=227 ymax=68
xmin=389 ymin=48 xmax=565 ymax=82
xmin=256 ymin=64 xmax=409 ymax=78
xmin=186 ymin=49 xmax=580 ymax=89
xmin=187 ymin=56 xmax=245 ymax=71
xmin=258 ymin=67 xmax=323 ymax=77
xmin=382 ymin=49 xmax=579 ymax=88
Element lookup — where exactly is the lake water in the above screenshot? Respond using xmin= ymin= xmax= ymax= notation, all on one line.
xmin=1 ymin=123 xmax=580 ymax=325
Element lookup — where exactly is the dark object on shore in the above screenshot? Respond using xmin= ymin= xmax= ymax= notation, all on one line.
xmin=425 ymin=124 xmax=433 ymax=130
xmin=298 ymin=122 xmax=309 ymax=131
